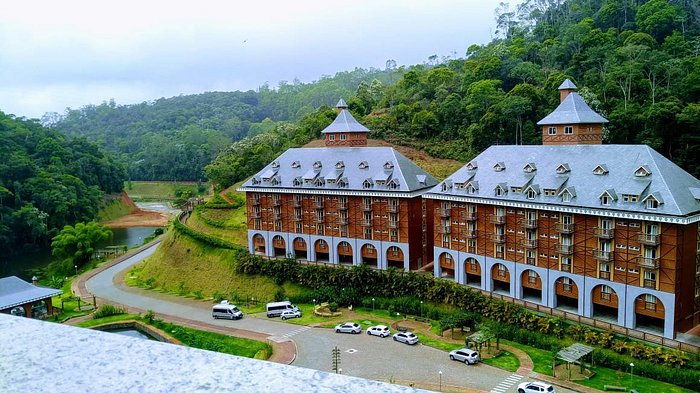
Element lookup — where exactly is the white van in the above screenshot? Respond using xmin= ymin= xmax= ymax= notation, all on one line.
xmin=212 ymin=300 xmax=243 ymax=320
xmin=266 ymin=301 xmax=298 ymax=318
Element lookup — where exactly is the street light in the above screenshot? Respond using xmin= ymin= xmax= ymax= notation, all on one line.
xmin=74 ymin=265 xmax=78 ymax=276
xmin=420 ymin=300 xmax=423 ymax=318
xmin=313 ymin=299 xmax=316 ymax=309
xmin=372 ymin=298 xmax=375 ymax=311
xmin=630 ymin=362 xmax=634 ymax=379
xmin=438 ymin=370 xmax=443 ymax=392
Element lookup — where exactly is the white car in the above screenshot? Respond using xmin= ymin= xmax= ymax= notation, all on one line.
xmin=280 ymin=309 xmax=302 ymax=320
xmin=335 ymin=322 xmax=362 ymax=334
xmin=517 ymin=381 xmax=555 ymax=393
xmin=392 ymin=331 xmax=419 ymax=345
xmin=366 ymin=325 xmax=391 ymax=337
xmin=448 ymin=348 xmax=480 ymax=364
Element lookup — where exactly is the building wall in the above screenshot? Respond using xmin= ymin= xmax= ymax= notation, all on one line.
xmin=542 ymin=124 xmax=603 ymax=145
xmin=431 ymin=199 xmax=687 ymax=338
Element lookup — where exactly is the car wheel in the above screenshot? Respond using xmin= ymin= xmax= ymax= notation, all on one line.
xmin=518 ymin=389 xmax=525 ymax=393
xmin=393 ymin=336 xmax=398 ymax=341
xmin=367 ymin=331 xmax=371 ymax=335
xmin=449 ymin=355 xmax=454 ymax=360
xmin=282 ymin=317 xmax=287 ymax=320
xmin=354 ymin=330 xmax=360 ymax=334
xmin=336 ymin=329 xmax=340 ymax=333
xmin=464 ymin=359 xmax=470 ymax=365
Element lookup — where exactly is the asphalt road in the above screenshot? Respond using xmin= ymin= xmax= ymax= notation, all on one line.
xmin=86 ymin=243 xmax=577 ymax=393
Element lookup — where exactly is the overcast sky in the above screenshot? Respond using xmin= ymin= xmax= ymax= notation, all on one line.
xmin=0 ymin=0 xmax=515 ymax=119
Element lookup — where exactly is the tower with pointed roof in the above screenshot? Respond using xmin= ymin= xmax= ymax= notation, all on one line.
xmin=537 ymin=79 xmax=608 ymax=145
xmin=323 ymin=99 xmax=369 ymax=147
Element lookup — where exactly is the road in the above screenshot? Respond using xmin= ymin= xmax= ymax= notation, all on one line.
xmin=86 ymin=242 xmax=577 ymax=393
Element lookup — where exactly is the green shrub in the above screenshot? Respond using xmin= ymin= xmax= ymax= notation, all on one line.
xmin=328 ymin=302 xmax=339 ymax=312
xmin=93 ymin=304 xmax=126 ymax=319
xmin=212 ymin=291 xmax=226 ymax=302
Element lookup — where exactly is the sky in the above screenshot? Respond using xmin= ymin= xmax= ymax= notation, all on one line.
xmin=0 ymin=0 xmax=515 ymax=119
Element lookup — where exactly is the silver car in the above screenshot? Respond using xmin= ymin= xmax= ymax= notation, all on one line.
xmin=392 ymin=331 xmax=419 ymax=345
xmin=335 ymin=322 xmax=362 ymax=334
xmin=280 ymin=309 xmax=302 ymax=320
xmin=448 ymin=348 xmax=480 ymax=364
xmin=517 ymin=381 xmax=555 ymax=393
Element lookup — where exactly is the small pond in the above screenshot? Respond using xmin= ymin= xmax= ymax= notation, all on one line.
xmin=107 ymin=328 xmax=156 ymax=341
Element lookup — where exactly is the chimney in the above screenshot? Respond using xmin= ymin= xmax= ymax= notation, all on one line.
xmin=558 ymin=79 xmax=577 ymax=102
xmin=32 ymin=276 xmax=38 ymax=285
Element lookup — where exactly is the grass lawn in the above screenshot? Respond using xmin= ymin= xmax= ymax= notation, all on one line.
xmin=187 ymin=209 xmax=248 ymax=246
xmin=502 ymin=340 xmax=555 ymax=375
xmin=97 ymin=194 xmax=133 ymax=222
xmin=482 ymin=350 xmax=519 ymax=372
xmin=77 ymin=313 xmax=140 ymax=328
xmin=576 ymin=366 xmax=694 ymax=393
xmin=125 ymin=181 xmax=207 ymax=201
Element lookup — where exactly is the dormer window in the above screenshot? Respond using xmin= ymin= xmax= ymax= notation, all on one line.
xmin=335 ymin=161 xmax=345 ymax=169
xmin=251 ymin=177 xmax=261 ymax=185
xmin=388 ymin=179 xmax=400 ymax=190
xmin=376 ymin=180 xmax=386 ymax=186
xmin=523 ymin=163 xmax=537 ymax=173
xmin=601 ymin=195 xmax=610 ymax=205
xmin=271 ymin=161 xmax=280 ymax=168
xmin=358 ymin=161 xmax=369 ymax=169
xmin=543 ymin=189 xmax=557 ymax=196
xmin=291 ymin=161 xmax=300 ymax=169
xmin=466 ymin=161 xmax=478 ymax=171
xmin=338 ymin=179 xmax=348 ymax=188
xmin=384 ymin=161 xmax=394 ymax=170
xmin=599 ymin=189 xmax=616 ymax=206
xmin=646 ymin=198 xmax=659 ymax=209
xmin=493 ymin=162 xmax=506 ymax=172
xmin=313 ymin=161 xmax=322 ymax=169
xmin=562 ymin=191 xmax=571 ymax=203
xmin=621 ymin=194 xmax=639 ymax=203
xmin=271 ymin=177 xmax=280 ymax=186
xmin=593 ymin=165 xmax=608 ymax=175
xmin=362 ymin=179 xmax=373 ymax=189
xmin=441 ymin=182 xmax=452 ymax=192
xmin=635 ymin=166 xmax=651 ymax=177
xmin=313 ymin=178 xmax=325 ymax=187
xmin=526 ymin=188 xmax=538 ymax=199
xmin=466 ymin=184 xmax=477 ymax=194
xmin=293 ymin=177 xmax=302 ymax=187
xmin=556 ymin=164 xmax=570 ymax=174
xmin=495 ymin=184 xmax=507 ymax=197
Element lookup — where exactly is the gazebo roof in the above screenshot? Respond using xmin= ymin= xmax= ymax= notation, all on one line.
xmin=0 ymin=276 xmax=62 ymax=310
xmin=556 ymin=343 xmax=594 ymax=363
xmin=466 ymin=332 xmax=494 ymax=344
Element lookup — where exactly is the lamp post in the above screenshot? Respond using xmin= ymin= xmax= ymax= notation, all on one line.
xmin=630 ymin=362 xmax=634 ymax=379
xmin=74 ymin=265 xmax=78 ymax=276
xmin=372 ymin=298 xmax=375 ymax=312
xmin=420 ymin=300 xmax=423 ymax=318
xmin=313 ymin=299 xmax=316 ymax=309
xmin=438 ymin=370 xmax=443 ymax=392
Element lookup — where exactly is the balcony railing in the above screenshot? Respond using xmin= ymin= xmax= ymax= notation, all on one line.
xmin=465 ymin=229 xmax=477 ymax=238
xmin=599 ymin=271 xmax=611 ymax=280
xmin=593 ymin=227 xmax=615 ymax=239
xmin=338 ymin=217 xmax=348 ymax=225
xmin=387 ymin=204 xmax=399 ymax=213
xmin=555 ymin=223 xmax=575 ymax=234
xmin=495 ymin=251 xmax=504 ymax=259
xmin=592 ymin=249 xmax=614 ymax=261
xmin=560 ymin=264 xmax=571 ymax=273
xmin=292 ymin=215 xmax=302 ymax=221
xmin=314 ymin=216 xmax=324 ymax=223
xmin=526 ymin=257 xmax=536 ymax=266
xmin=437 ymin=208 xmax=451 ymax=217
xmin=293 ymin=199 xmax=302 ymax=207
xmin=637 ymin=233 xmax=660 ymax=246
xmin=463 ymin=211 xmax=478 ymax=221
xmin=636 ymin=256 xmax=660 ymax=270
xmin=497 ymin=269 xmax=507 ymax=277
xmin=313 ymin=200 xmax=324 ymax=209
xmin=645 ymin=302 xmax=657 ymax=312
xmin=527 ymin=276 xmax=537 ymax=284
xmin=643 ymin=279 xmax=657 ymax=289
xmin=562 ymin=283 xmax=572 ymax=292
xmin=338 ymin=202 xmax=348 ymax=210
xmin=273 ymin=212 xmax=282 ymax=220
xmin=520 ymin=218 xmax=538 ymax=229
xmin=490 ymin=215 xmax=506 ymax=225
xmin=362 ymin=204 xmax=373 ymax=211
xmin=388 ymin=221 xmax=400 ymax=229
xmin=555 ymin=243 xmax=574 ymax=255
xmin=250 ymin=211 xmax=261 ymax=218
xmin=490 ymin=234 xmax=506 ymax=243
xmin=251 ymin=199 xmax=261 ymax=205
xmin=522 ymin=239 xmax=538 ymax=248
xmin=273 ymin=199 xmax=281 ymax=206
xmin=601 ymin=292 xmax=611 ymax=301
xmin=361 ymin=220 xmax=373 ymax=227
xmin=437 ymin=226 xmax=452 ymax=234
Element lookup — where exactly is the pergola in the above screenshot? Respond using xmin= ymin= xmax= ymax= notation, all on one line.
xmin=554 ymin=343 xmax=594 ymax=380
xmin=466 ymin=332 xmax=495 ymax=353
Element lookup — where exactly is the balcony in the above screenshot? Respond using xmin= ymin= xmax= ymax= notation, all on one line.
xmin=293 ymin=199 xmax=302 ymax=207
xmin=313 ymin=200 xmax=324 ymax=209
xmin=314 ymin=216 xmax=325 ymax=223
xmin=338 ymin=217 xmax=348 ymax=225
xmin=465 ymin=229 xmax=477 ymax=239
xmin=560 ymin=263 xmax=572 ymax=273
xmin=636 ymin=255 xmax=660 ymax=270
xmin=637 ymin=233 xmax=660 ymax=246
xmin=555 ymin=223 xmax=575 ymax=234
xmin=437 ymin=208 xmax=451 ymax=217
xmin=519 ymin=218 xmax=538 ymax=229
xmin=526 ymin=257 xmax=536 ymax=266
xmin=292 ymin=215 xmax=302 ymax=221
xmin=338 ymin=202 xmax=348 ymax=210
xmin=361 ymin=220 xmax=373 ymax=227
xmin=362 ymin=204 xmax=373 ymax=211
xmin=599 ymin=271 xmax=611 ymax=280
xmin=250 ymin=211 xmax=261 ymax=219
xmin=490 ymin=215 xmax=506 ymax=225
xmin=555 ymin=243 xmax=574 ymax=255
xmin=273 ymin=199 xmax=281 ymax=207
xmin=388 ymin=221 xmax=400 ymax=229
xmin=251 ymin=199 xmax=261 ymax=205
xmin=592 ymin=249 xmax=614 ymax=262
xmin=387 ymin=204 xmax=399 ymax=213
xmin=460 ymin=211 xmax=476 ymax=221
xmin=522 ymin=239 xmax=538 ymax=248
xmin=495 ymin=251 xmax=504 ymax=259
xmin=490 ymin=234 xmax=506 ymax=243
xmin=593 ymin=227 xmax=615 ymax=239
xmin=643 ymin=279 xmax=657 ymax=290
xmin=437 ymin=226 xmax=452 ymax=234
xmin=273 ymin=212 xmax=282 ymax=220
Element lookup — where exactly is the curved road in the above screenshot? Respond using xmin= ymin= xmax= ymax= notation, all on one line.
xmin=85 ymin=242 xmax=576 ymax=393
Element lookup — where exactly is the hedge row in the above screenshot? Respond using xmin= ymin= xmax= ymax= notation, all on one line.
xmin=173 ymin=218 xmax=242 ymax=250
xmin=235 ymin=255 xmax=700 ymax=390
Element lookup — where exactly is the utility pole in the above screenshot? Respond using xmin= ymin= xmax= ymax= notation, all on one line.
xmin=331 ymin=346 xmax=341 ymax=374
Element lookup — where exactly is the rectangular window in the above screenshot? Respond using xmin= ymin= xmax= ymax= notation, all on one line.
xmin=564 ymin=126 xmax=573 ymax=134
xmin=548 ymin=127 xmax=557 ymax=135
xmin=340 ymin=133 xmax=347 ymax=140
xmin=329 ymin=135 xmax=335 ymax=141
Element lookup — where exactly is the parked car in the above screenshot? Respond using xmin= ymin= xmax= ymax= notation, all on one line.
xmin=335 ymin=322 xmax=362 ymax=334
xmin=448 ymin=348 xmax=480 ymax=365
xmin=280 ymin=309 xmax=302 ymax=320
xmin=392 ymin=331 xmax=419 ymax=345
xmin=517 ymin=381 xmax=555 ymax=393
xmin=366 ymin=325 xmax=391 ymax=337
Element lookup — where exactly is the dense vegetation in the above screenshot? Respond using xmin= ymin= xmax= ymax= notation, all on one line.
xmin=0 ymin=112 xmax=126 ymax=255
xmin=49 ymin=69 xmax=397 ymax=181
xmin=207 ymin=0 xmax=700 ymax=188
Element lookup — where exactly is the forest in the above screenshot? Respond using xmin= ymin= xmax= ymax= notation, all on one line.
xmin=206 ymin=0 xmax=700 ymax=188
xmin=0 ymin=112 xmax=126 ymax=254
xmin=49 ymin=68 xmax=397 ymax=181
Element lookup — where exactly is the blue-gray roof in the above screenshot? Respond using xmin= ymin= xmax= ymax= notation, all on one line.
xmin=321 ymin=108 xmax=370 ymax=134
xmin=426 ymin=145 xmax=700 ymax=218
xmin=558 ymin=79 xmax=577 ymax=90
xmin=537 ymin=92 xmax=609 ymax=125
xmin=0 ymin=276 xmax=62 ymax=310
xmin=242 ymin=147 xmax=438 ymax=193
